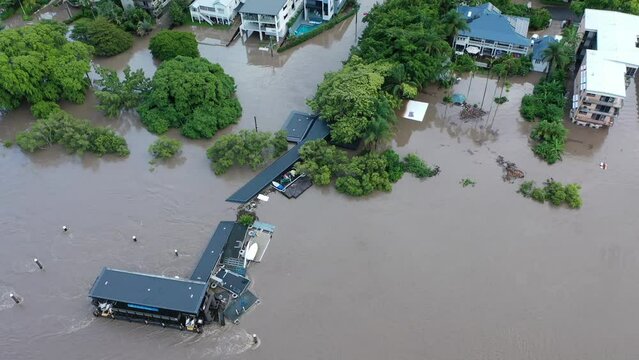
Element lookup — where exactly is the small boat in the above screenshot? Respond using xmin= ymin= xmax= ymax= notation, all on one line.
xmin=271 ymin=181 xmax=286 ymax=191
xmin=245 ymin=243 xmax=258 ymax=261
xmin=271 ymin=170 xmax=302 ymax=192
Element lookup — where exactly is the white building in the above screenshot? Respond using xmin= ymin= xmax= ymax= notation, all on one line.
xmin=190 ymin=0 xmax=241 ymax=25
xmin=239 ymin=0 xmax=304 ymax=42
xmin=303 ymin=0 xmax=344 ymax=22
xmin=571 ymin=9 xmax=639 ymax=128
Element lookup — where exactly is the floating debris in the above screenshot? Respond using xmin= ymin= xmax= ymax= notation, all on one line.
xmin=460 ymin=104 xmax=487 ymax=120
xmin=496 ymin=156 xmax=525 ymax=182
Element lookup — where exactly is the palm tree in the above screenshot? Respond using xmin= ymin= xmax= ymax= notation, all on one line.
xmin=442 ymin=9 xmax=469 ymax=39
xmin=363 ymin=99 xmax=395 ymax=150
xmin=423 ymin=32 xmax=450 ymax=56
xmin=543 ymin=42 xmax=568 ymax=79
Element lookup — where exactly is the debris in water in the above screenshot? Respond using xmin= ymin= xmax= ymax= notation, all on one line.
xmin=460 ymin=104 xmax=487 ymax=120
xmin=496 ymin=156 xmax=525 ymax=182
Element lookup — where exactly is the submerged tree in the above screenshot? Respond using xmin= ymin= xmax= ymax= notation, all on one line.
xmin=138 ymin=56 xmax=242 ymax=138
xmin=94 ymin=65 xmax=151 ymax=117
xmin=71 ymin=17 xmax=134 ymax=57
xmin=0 ymin=22 xmax=93 ymax=110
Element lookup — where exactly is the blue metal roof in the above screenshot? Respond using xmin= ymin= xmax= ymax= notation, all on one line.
xmin=532 ymin=36 xmax=557 ymax=61
xmin=89 ymin=268 xmax=208 ymax=314
xmin=457 ymin=4 xmax=530 ymax=47
xmin=190 ymin=221 xmax=237 ymax=282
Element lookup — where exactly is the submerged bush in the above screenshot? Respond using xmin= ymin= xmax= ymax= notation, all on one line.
xmin=149 ymin=30 xmax=199 ymax=61
xmin=148 ymin=136 xmax=182 ymax=159
xmin=16 ymin=110 xmax=129 ymax=156
xmin=238 ymin=213 xmax=255 ymax=226
xmin=517 ymin=179 xmax=582 ymax=208
xmin=206 ymin=130 xmax=288 ymax=175
xmin=30 ymin=101 xmax=62 ymax=119
xmin=402 ymin=153 xmax=439 ymax=179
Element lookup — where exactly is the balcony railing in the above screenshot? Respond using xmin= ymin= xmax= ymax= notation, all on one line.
xmin=583 ymin=94 xmax=623 ymax=108
xmin=574 ymin=113 xmax=613 ymax=126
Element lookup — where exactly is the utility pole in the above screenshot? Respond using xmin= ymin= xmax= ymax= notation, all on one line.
xmin=355 ymin=9 xmax=358 ymax=42
xmin=269 ymin=36 xmax=273 ymax=57
xmin=254 ymin=116 xmax=258 ymax=132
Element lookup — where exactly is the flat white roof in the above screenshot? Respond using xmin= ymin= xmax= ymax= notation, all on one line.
xmin=582 ymin=9 xmax=639 ymax=98
xmin=403 ymin=100 xmax=429 ymax=122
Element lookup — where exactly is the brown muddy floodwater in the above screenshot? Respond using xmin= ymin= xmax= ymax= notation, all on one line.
xmin=2 ymin=2 xmax=639 ymax=359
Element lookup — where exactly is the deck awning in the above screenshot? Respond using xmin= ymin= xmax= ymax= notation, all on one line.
xmin=89 ymin=268 xmax=207 ymax=314
xmin=403 ymin=100 xmax=429 ymax=122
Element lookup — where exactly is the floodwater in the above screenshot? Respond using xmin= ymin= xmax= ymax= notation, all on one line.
xmin=2 ymin=1 xmax=639 ymax=359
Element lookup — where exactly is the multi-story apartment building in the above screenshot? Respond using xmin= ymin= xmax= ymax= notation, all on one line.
xmin=571 ymin=9 xmax=639 ymax=128
xmin=239 ymin=0 xmax=304 ymax=42
xmin=453 ymin=2 xmax=531 ymax=58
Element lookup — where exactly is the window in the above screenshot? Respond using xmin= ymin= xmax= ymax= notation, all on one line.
xmin=283 ymin=13 xmax=288 ymax=19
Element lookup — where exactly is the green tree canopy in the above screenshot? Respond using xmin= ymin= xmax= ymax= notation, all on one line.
xmin=295 ymin=139 xmax=349 ymax=185
xmin=94 ymin=65 xmax=151 ymax=117
xmin=16 ymin=109 xmax=129 ymax=156
xmin=0 ymin=21 xmax=93 ymax=111
xmin=169 ymin=0 xmax=190 ymax=26
xmin=71 ymin=17 xmax=134 ymax=56
xmin=149 ymin=136 xmax=182 ymax=159
xmin=149 ymin=30 xmax=199 ymax=61
xmin=307 ymin=57 xmax=397 ymax=145
xmin=138 ymin=56 xmax=242 ymax=138
xmin=354 ymin=0 xmax=452 ymax=87
xmin=206 ymin=130 xmax=288 ymax=175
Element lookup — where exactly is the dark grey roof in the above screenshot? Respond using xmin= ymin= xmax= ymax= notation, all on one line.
xmin=239 ymin=0 xmax=287 ymax=16
xmin=190 ymin=221 xmax=237 ymax=282
xmin=213 ymin=268 xmax=250 ymax=295
xmin=89 ymin=268 xmax=207 ymax=314
xmin=222 ymin=222 xmax=249 ymax=261
xmin=226 ymin=116 xmax=330 ymax=203
xmin=282 ymin=111 xmax=315 ymax=143
xmin=224 ymin=290 xmax=259 ymax=322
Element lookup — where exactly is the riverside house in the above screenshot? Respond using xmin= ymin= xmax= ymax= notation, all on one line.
xmin=570 ymin=9 xmax=639 ymax=128
xmin=453 ymin=2 xmax=531 ymax=58
xmin=239 ymin=0 xmax=304 ymax=42
xmin=189 ymin=0 xmax=241 ymax=25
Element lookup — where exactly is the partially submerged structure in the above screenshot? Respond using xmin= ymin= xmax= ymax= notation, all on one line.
xmin=189 ymin=0 xmax=241 ymax=25
xmin=89 ymin=221 xmax=275 ymax=331
xmin=531 ymin=35 xmax=559 ymax=73
xmin=571 ymin=9 xmax=639 ymax=128
xmin=226 ymin=112 xmax=329 ymax=203
xmin=239 ymin=0 xmax=304 ymax=42
xmin=454 ymin=2 xmax=531 ymax=58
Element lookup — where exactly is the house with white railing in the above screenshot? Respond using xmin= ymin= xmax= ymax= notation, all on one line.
xmin=453 ymin=2 xmax=531 ymax=58
xmin=239 ymin=0 xmax=304 ymax=42
xmin=190 ymin=0 xmax=241 ymax=25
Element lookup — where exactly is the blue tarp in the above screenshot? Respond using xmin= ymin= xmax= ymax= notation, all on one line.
xmin=452 ymin=93 xmax=466 ymax=104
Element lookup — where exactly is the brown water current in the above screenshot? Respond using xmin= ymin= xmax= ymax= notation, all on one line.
xmin=2 ymin=2 xmax=639 ymax=359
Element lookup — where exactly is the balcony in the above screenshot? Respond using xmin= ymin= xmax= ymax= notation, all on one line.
xmin=583 ymin=94 xmax=623 ymax=108
xmin=574 ymin=112 xmax=613 ymax=126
